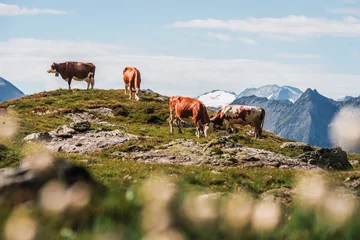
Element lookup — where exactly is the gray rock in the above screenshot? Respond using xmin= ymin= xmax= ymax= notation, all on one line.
xmin=44 ymin=130 xmax=138 ymax=154
xmin=53 ymin=125 xmax=76 ymax=138
xmin=88 ymin=107 xmax=114 ymax=117
xmin=95 ymin=121 xmax=119 ymax=128
xmin=126 ymin=138 xmax=319 ymax=170
xmin=70 ymin=120 xmax=91 ymax=132
xmin=298 ymin=147 xmax=353 ymax=170
xmin=23 ymin=132 xmax=54 ymax=142
xmin=280 ymin=142 xmax=313 ymax=151
xmin=65 ymin=112 xmax=99 ymax=123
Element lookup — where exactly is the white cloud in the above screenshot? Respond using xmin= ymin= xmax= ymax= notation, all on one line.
xmin=208 ymin=33 xmax=257 ymax=45
xmin=327 ymin=8 xmax=360 ymax=15
xmin=170 ymin=16 xmax=360 ymax=40
xmin=0 ymin=3 xmax=67 ymax=16
xmin=237 ymin=37 xmax=257 ymax=45
xmin=274 ymin=53 xmax=322 ymax=59
xmin=0 ymin=38 xmax=359 ymax=100
xmin=208 ymin=32 xmax=231 ymax=41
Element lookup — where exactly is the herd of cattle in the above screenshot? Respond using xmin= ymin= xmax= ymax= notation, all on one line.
xmin=44 ymin=61 xmax=265 ymax=139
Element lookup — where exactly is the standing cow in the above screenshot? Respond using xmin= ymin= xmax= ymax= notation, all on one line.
xmin=210 ymin=105 xmax=265 ymax=139
xmin=123 ymin=66 xmax=141 ymax=101
xmin=169 ymin=96 xmax=213 ymax=138
xmin=47 ymin=61 xmax=96 ymax=90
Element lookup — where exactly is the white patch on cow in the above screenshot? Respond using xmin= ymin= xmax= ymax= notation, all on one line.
xmin=64 ymin=78 xmax=69 ymax=82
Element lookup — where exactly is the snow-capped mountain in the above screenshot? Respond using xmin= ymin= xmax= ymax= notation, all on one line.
xmin=337 ymin=96 xmax=354 ymax=102
xmin=234 ymin=85 xmax=303 ymax=103
xmin=196 ymin=90 xmax=236 ymax=110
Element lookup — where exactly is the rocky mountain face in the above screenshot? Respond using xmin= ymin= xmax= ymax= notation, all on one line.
xmin=0 ymin=77 xmax=24 ymax=102
xmin=274 ymin=89 xmax=338 ymax=147
xmin=234 ymin=84 xmax=303 ymax=103
xmin=233 ymin=88 xmax=360 ymax=149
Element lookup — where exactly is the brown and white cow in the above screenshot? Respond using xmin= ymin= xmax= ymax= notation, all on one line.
xmin=169 ymin=96 xmax=213 ymax=138
xmin=210 ymin=105 xmax=265 ymax=139
xmin=123 ymin=66 xmax=141 ymax=101
xmin=47 ymin=61 xmax=96 ymax=90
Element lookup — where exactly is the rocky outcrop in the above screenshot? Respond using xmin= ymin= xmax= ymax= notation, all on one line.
xmin=298 ymin=147 xmax=353 ymax=170
xmin=23 ymin=122 xmax=138 ymax=154
xmin=113 ymin=138 xmax=320 ymax=170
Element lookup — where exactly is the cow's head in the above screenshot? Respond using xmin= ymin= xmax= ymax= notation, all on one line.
xmin=204 ymin=122 xmax=214 ymax=137
xmin=210 ymin=113 xmax=224 ymax=129
xmin=47 ymin=62 xmax=59 ymax=76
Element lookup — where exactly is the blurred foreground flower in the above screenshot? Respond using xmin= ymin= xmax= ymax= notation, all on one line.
xmin=142 ymin=228 xmax=184 ymax=240
xmin=0 ymin=110 xmax=19 ymax=141
xmin=140 ymin=176 xmax=177 ymax=234
xmin=251 ymin=200 xmax=281 ymax=232
xmin=39 ymin=180 xmax=91 ymax=214
xmin=296 ymin=174 xmax=327 ymax=207
xmin=21 ymin=142 xmax=54 ymax=172
xmin=323 ymin=191 xmax=357 ymax=227
xmin=182 ymin=193 xmax=219 ymax=227
xmin=4 ymin=205 xmax=38 ymax=240
xmin=329 ymin=106 xmax=360 ymax=152
xmin=222 ymin=192 xmax=253 ymax=230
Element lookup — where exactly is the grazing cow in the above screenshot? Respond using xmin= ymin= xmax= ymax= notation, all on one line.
xmin=0 ymin=106 xmax=7 ymax=116
xmin=123 ymin=66 xmax=141 ymax=101
xmin=210 ymin=105 xmax=265 ymax=139
xmin=169 ymin=96 xmax=213 ymax=138
xmin=47 ymin=61 xmax=96 ymax=90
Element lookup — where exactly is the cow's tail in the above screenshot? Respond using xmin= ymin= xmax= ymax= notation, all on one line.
xmin=260 ymin=108 xmax=265 ymax=130
xmin=135 ymin=68 xmax=141 ymax=90
xmin=129 ymin=69 xmax=136 ymax=93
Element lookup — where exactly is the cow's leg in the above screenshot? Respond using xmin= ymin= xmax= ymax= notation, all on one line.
xmin=195 ymin=121 xmax=203 ymax=138
xmin=90 ymin=75 xmax=95 ymax=89
xmin=135 ymin=88 xmax=141 ymax=101
xmin=169 ymin=114 xmax=175 ymax=135
xmin=230 ymin=123 xmax=238 ymax=133
xmin=254 ymin=124 xmax=261 ymax=139
xmin=124 ymin=84 xmax=128 ymax=95
xmin=224 ymin=119 xmax=231 ymax=133
xmin=176 ymin=117 xmax=182 ymax=133
xmin=86 ymin=80 xmax=90 ymax=90
xmin=68 ymin=78 xmax=72 ymax=90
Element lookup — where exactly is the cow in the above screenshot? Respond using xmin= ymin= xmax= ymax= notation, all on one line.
xmin=210 ymin=105 xmax=265 ymax=139
xmin=47 ymin=61 xmax=96 ymax=90
xmin=0 ymin=106 xmax=7 ymax=116
xmin=123 ymin=66 xmax=141 ymax=101
xmin=169 ymin=96 xmax=213 ymax=138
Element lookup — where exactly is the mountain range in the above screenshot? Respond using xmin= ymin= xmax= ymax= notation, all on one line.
xmin=197 ymin=85 xmax=360 ymax=151
xmin=0 ymin=77 xmax=24 ymax=102
xmin=196 ymin=85 xmax=304 ymax=110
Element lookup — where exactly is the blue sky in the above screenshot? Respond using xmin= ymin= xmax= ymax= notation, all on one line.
xmin=1 ymin=0 xmax=360 ymax=99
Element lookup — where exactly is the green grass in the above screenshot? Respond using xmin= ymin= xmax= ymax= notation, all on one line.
xmin=1 ymin=88 xmax=360 ymax=239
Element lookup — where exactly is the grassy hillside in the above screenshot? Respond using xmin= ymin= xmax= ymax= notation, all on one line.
xmin=1 ymin=88 xmax=360 ymax=239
